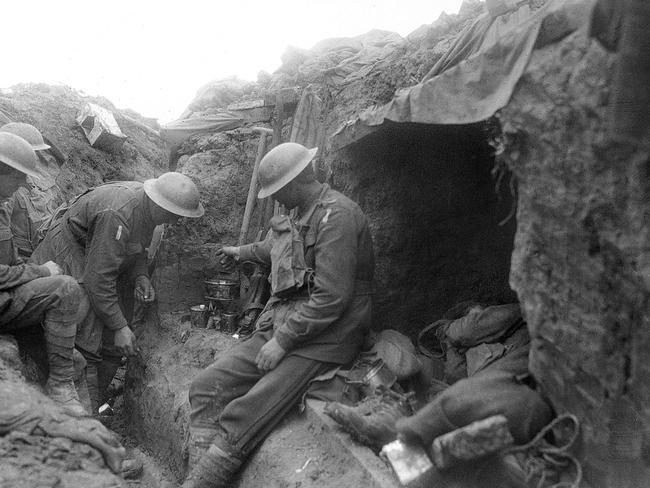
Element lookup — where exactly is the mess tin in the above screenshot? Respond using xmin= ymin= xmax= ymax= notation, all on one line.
xmin=204 ymin=278 xmax=240 ymax=300
xmin=363 ymin=359 xmax=397 ymax=393
xmin=190 ymin=304 xmax=209 ymax=328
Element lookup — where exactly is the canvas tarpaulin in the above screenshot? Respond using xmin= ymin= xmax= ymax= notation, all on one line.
xmin=331 ymin=0 xmax=588 ymax=150
xmin=159 ymin=111 xmax=243 ymax=145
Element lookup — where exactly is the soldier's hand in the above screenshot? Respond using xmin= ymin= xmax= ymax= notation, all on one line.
xmin=256 ymin=337 xmax=286 ymax=372
xmin=215 ymin=246 xmax=239 ymax=272
xmin=134 ymin=275 xmax=155 ymax=303
xmin=42 ymin=261 xmax=63 ymax=276
xmin=113 ymin=327 xmax=136 ymax=357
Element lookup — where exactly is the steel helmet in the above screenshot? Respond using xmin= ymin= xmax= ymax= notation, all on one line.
xmin=257 ymin=142 xmax=318 ymax=199
xmin=143 ymin=172 xmax=204 ymax=218
xmin=0 ymin=132 xmax=40 ymax=178
xmin=0 ymin=122 xmax=50 ymax=151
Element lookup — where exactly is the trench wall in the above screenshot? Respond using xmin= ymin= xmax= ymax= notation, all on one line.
xmin=500 ymin=27 xmax=650 ymax=486
xmin=154 ymin=132 xmax=262 ymax=311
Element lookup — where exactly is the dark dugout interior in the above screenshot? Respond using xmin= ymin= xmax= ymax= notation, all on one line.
xmin=332 ymin=121 xmax=517 ymax=337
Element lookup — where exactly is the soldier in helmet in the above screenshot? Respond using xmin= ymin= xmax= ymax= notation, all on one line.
xmin=0 ymin=122 xmax=64 ymax=259
xmin=0 ymin=132 xmax=86 ymax=415
xmin=184 ymin=142 xmax=375 ymax=488
xmin=32 ymin=172 xmax=204 ymax=411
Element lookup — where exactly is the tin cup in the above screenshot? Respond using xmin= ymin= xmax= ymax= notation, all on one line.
xmin=362 ymin=359 xmax=397 ymax=395
xmin=221 ymin=312 xmax=238 ymax=333
xmin=190 ymin=304 xmax=209 ymax=328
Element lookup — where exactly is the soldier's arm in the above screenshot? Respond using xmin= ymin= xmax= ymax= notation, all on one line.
xmin=82 ymin=210 xmax=131 ymax=331
xmin=238 ymin=228 xmax=273 ymax=265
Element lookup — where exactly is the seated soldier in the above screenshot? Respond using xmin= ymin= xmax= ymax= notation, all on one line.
xmin=396 ymin=302 xmax=552 ymax=446
xmin=0 ymin=132 xmax=85 ymax=416
xmin=325 ymin=301 xmax=553 ymax=479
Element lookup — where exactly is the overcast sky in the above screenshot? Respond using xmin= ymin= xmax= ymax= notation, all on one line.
xmin=3 ymin=0 xmax=465 ymax=123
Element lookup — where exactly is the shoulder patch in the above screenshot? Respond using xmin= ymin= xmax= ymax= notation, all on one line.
xmin=115 ymin=225 xmax=123 ymax=241
xmin=322 ymin=208 xmax=332 ymax=224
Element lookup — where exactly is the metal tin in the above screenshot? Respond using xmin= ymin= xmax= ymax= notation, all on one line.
xmin=221 ymin=312 xmax=238 ymax=333
xmin=381 ymin=439 xmax=433 ymax=485
xmin=190 ymin=304 xmax=209 ymax=328
xmin=362 ymin=359 xmax=397 ymax=394
xmin=205 ymin=278 xmax=240 ymax=300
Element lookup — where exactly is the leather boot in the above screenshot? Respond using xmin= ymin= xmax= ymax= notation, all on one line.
xmin=183 ymin=443 xmax=243 ymax=488
xmin=187 ymin=425 xmax=220 ymax=471
xmin=325 ymin=392 xmax=412 ymax=450
xmin=46 ymin=378 xmax=87 ymax=416
xmin=44 ymin=324 xmax=86 ymax=416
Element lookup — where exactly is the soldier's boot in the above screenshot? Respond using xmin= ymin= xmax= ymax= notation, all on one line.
xmin=183 ymin=442 xmax=243 ymax=488
xmin=44 ymin=324 xmax=86 ymax=417
xmin=187 ymin=425 xmax=220 ymax=470
xmin=324 ymin=393 xmax=413 ymax=450
xmin=72 ymin=349 xmax=93 ymax=415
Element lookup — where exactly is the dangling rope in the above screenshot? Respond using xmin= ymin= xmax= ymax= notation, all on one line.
xmin=504 ymin=413 xmax=582 ymax=488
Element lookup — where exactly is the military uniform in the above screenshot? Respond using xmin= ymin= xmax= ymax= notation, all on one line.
xmin=7 ymin=152 xmax=64 ymax=258
xmin=31 ymin=181 xmax=157 ymax=405
xmin=189 ymin=184 xmax=374 ymax=458
xmin=0 ymin=200 xmax=81 ymax=386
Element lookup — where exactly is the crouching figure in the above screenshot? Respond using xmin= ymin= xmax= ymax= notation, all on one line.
xmin=0 ymin=132 xmax=85 ymax=416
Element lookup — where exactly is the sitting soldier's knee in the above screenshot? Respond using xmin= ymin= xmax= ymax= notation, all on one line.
xmin=188 ymin=373 xmax=221 ymax=407
xmin=51 ymin=275 xmax=83 ymax=308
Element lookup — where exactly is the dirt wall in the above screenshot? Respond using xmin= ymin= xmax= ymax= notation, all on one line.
xmin=0 ymin=335 xmax=126 ymax=488
xmin=153 ymin=131 xmax=263 ymax=312
xmin=0 ymin=84 xmax=166 ymax=199
xmin=500 ymin=27 xmax=650 ymax=486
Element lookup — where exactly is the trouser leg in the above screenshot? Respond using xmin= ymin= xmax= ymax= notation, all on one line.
xmin=0 ymin=276 xmax=86 ymax=415
xmin=74 ymin=292 xmax=105 ymax=414
xmin=1 ymin=275 xmax=80 ymax=382
xmin=186 ymin=328 xmax=332 ymax=487
xmin=98 ymin=353 xmax=123 ymax=403
xmin=73 ymin=349 xmax=93 ymax=413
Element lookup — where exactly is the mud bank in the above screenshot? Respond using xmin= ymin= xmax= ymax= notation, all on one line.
xmin=0 ymin=335 xmax=126 ymax=488
xmin=501 ymin=26 xmax=650 ymax=486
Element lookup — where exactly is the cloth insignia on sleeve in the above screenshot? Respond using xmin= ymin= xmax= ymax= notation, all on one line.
xmin=115 ymin=225 xmax=123 ymax=240
xmin=322 ymin=208 xmax=332 ymax=224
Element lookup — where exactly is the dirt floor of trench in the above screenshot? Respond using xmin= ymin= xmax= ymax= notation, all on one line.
xmin=113 ymin=310 xmax=392 ymax=488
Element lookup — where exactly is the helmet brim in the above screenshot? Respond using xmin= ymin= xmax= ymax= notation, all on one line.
xmin=257 ymin=147 xmax=318 ymax=199
xmin=33 ymin=143 xmax=51 ymax=151
xmin=0 ymin=156 xmax=42 ymax=179
xmin=143 ymin=179 xmax=205 ymax=218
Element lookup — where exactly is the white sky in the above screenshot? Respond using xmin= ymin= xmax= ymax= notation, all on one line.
xmin=3 ymin=0 xmax=465 ymax=123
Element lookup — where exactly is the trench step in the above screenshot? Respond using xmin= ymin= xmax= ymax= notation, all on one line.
xmin=236 ymin=399 xmax=400 ymax=488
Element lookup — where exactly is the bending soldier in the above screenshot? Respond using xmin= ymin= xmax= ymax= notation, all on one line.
xmin=32 ymin=172 xmax=204 ymax=411
xmin=0 ymin=132 xmax=85 ymax=415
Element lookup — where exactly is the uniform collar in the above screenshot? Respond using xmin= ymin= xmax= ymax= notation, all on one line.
xmin=296 ymin=184 xmax=330 ymax=226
